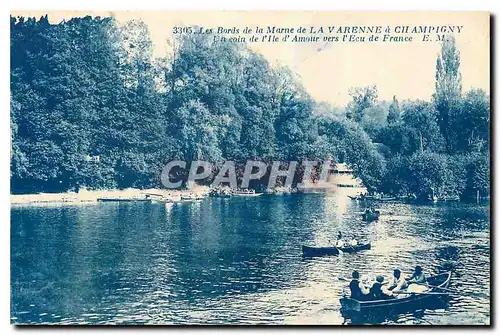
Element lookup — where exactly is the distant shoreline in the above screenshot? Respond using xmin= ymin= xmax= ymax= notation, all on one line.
xmin=10 ymin=187 xmax=210 ymax=206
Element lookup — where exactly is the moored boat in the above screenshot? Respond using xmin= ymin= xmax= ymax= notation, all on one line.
xmin=374 ymin=197 xmax=397 ymax=202
xmin=302 ymin=243 xmax=371 ymax=257
xmin=156 ymin=198 xmax=174 ymax=204
xmin=97 ymin=198 xmax=150 ymax=202
xmin=232 ymin=189 xmax=263 ymax=197
xmin=340 ymin=272 xmax=452 ymax=318
xmin=349 ymin=195 xmax=397 ymax=202
xmin=181 ymin=193 xmax=203 ymax=201
xmin=209 ymin=188 xmax=232 ymax=198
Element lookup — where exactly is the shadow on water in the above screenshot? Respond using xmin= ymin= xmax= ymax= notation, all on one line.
xmin=11 ymin=194 xmax=490 ymax=325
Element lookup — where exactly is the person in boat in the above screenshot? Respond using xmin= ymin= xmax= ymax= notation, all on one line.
xmin=335 ymin=231 xmax=347 ymax=248
xmin=388 ymin=268 xmax=407 ymax=292
xmin=349 ymin=270 xmax=369 ymax=300
xmin=369 ymin=275 xmax=394 ymax=300
xmin=364 ymin=207 xmax=377 ymax=216
xmin=335 ymin=231 xmax=344 ymax=247
xmin=406 ymin=265 xmax=427 ymax=285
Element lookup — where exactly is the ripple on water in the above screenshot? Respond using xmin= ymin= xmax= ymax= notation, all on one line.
xmin=10 ymin=196 xmax=490 ymax=325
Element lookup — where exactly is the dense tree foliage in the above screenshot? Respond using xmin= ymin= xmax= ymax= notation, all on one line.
xmin=10 ymin=16 xmax=325 ymax=193
xmin=345 ymin=85 xmax=378 ymax=122
xmin=317 ymin=116 xmax=385 ymax=192
xmin=374 ymin=38 xmax=489 ymax=201
xmin=10 ymin=16 xmax=489 ymax=201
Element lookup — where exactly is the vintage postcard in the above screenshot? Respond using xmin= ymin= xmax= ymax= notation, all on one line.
xmin=10 ymin=11 xmax=490 ymax=325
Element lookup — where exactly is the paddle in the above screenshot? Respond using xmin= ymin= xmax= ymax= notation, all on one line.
xmin=338 ymin=276 xmax=389 ymax=287
xmin=426 ymin=285 xmax=459 ymax=294
xmin=392 ymin=290 xmax=450 ymax=296
xmin=426 ymin=285 xmax=489 ymax=299
xmin=328 ymin=240 xmax=343 ymax=255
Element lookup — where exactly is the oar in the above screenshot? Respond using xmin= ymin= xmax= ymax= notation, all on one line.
xmin=337 ymin=247 xmax=344 ymax=256
xmin=392 ymin=290 xmax=450 ymax=296
xmin=338 ymin=277 xmax=389 ymax=286
xmin=426 ymin=285 xmax=460 ymax=294
xmin=328 ymin=240 xmax=343 ymax=255
xmin=426 ymin=285 xmax=489 ymax=298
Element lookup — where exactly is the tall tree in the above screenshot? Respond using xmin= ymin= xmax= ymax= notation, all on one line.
xmin=387 ymin=95 xmax=401 ymax=124
xmin=434 ymin=35 xmax=462 ymax=152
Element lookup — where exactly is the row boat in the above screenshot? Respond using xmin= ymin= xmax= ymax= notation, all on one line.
xmin=232 ymin=190 xmax=263 ymax=197
xmin=362 ymin=211 xmax=380 ymax=221
xmin=348 ymin=195 xmax=397 ymax=202
xmin=302 ymin=243 xmax=371 ymax=257
xmin=97 ymin=198 xmax=150 ymax=202
xmin=180 ymin=194 xmax=205 ymax=201
xmin=340 ymin=272 xmax=452 ymax=318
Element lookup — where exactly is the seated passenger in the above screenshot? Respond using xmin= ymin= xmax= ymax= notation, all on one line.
xmin=369 ymin=275 xmax=394 ymax=300
xmin=336 ymin=231 xmax=345 ymax=247
xmin=406 ymin=265 xmax=427 ymax=285
xmin=349 ymin=270 xmax=370 ymax=301
xmin=388 ymin=268 xmax=407 ymax=292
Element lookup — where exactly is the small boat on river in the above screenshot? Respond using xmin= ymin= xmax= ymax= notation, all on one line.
xmin=362 ymin=210 xmax=380 ymax=221
xmin=340 ymin=272 xmax=452 ymax=318
xmin=302 ymin=243 xmax=371 ymax=257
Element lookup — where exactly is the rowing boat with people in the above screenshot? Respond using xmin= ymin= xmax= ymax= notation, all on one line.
xmin=302 ymin=243 xmax=371 ymax=257
xmin=362 ymin=210 xmax=380 ymax=221
xmin=340 ymin=271 xmax=452 ymax=318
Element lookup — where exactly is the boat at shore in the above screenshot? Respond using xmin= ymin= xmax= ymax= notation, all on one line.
xmin=302 ymin=243 xmax=371 ymax=257
xmin=97 ymin=198 xmax=151 ymax=202
xmin=340 ymin=272 xmax=452 ymax=318
xmin=232 ymin=189 xmax=263 ymax=197
xmin=348 ymin=195 xmax=397 ymax=202
xmin=181 ymin=193 xmax=204 ymax=201
xmin=209 ymin=188 xmax=232 ymax=198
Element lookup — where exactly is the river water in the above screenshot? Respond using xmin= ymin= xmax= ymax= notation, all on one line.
xmin=11 ymin=193 xmax=490 ymax=325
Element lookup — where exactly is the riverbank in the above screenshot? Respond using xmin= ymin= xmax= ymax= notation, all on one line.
xmin=10 ymin=186 xmax=210 ymax=206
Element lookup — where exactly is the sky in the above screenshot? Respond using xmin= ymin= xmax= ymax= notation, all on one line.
xmin=12 ymin=11 xmax=490 ymax=106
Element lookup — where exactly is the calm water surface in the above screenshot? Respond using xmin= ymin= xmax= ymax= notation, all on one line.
xmin=11 ymin=194 xmax=490 ymax=325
